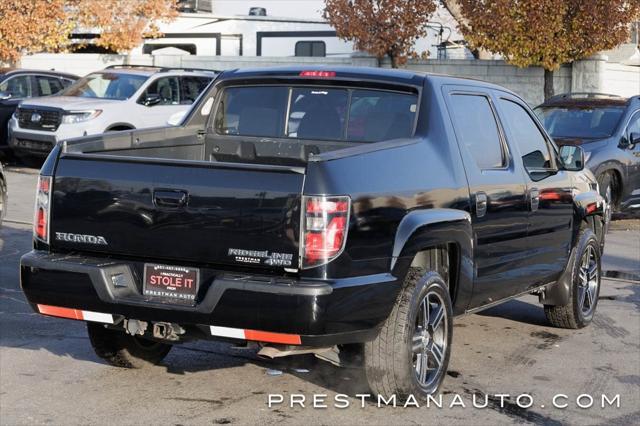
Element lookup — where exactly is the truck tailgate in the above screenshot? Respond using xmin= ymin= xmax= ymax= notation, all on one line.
xmin=50 ymin=155 xmax=304 ymax=270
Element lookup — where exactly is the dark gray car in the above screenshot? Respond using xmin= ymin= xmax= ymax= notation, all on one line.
xmin=535 ymin=93 xmax=640 ymax=219
xmin=0 ymin=68 xmax=78 ymax=159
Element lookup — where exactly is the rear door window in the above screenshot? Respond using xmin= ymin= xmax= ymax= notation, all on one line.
xmin=448 ymin=94 xmax=505 ymax=169
xmin=214 ymin=85 xmax=418 ymax=142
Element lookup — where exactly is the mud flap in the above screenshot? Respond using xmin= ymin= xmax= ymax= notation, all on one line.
xmin=539 ymin=246 xmax=576 ymax=306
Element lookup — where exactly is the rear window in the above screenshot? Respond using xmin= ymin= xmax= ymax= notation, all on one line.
xmin=214 ymin=86 xmax=418 ymax=142
xmin=535 ymin=106 xmax=625 ymax=139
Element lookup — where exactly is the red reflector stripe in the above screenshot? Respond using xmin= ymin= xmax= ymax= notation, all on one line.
xmin=209 ymin=325 xmax=301 ymax=345
xmin=37 ymin=304 xmax=83 ymax=320
xmin=36 ymin=304 xmax=114 ymax=324
xmin=244 ymin=329 xmax=302 ymax=345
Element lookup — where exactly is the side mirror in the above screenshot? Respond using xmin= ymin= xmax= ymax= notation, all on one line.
xmin=630 ymin=132 xmax=640 ymax=147
xmin=558 ymin=145 xmax=584 ymax=171
xmin=0 ymin=91 xmax=12 ymax=101
xmin=143 ymin=94 xmax=161 ymax=106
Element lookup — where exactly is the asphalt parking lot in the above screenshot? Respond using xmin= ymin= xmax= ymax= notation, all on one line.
xmin=1 ymin=166 xmax=639 ymax=425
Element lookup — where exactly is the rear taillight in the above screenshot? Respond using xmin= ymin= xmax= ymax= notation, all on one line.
xmin=301 ymin=195 xmax=350 ymax=269
xmin=34 ymin=176 xmax=52 ymax=243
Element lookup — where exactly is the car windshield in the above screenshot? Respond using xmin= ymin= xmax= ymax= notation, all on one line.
xmin=62 ymin=72 xmax=147 ymax=100
xmin=535 ymin=106 xmax=625 ymax=139
xmin=214 ymin=85 xmax=418 ymax=142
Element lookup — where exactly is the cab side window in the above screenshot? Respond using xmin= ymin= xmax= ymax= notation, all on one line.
xmin=449 ymin=94 xmax=505 ymax=169
xmin=499 ymin=98 xmax=552 ymax=171
xmin=0 ymin=75 xmax=32 ymax=98
xmin=627 ymin=111 xmax=640 ymax=140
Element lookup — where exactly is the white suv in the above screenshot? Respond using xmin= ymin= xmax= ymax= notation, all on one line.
xmin=9 ymin=66 xmax=216 ymax=158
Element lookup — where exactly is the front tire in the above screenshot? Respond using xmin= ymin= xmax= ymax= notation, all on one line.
xmin=597 ymin=172 xmax=613 ymax=232
xmin=544 ymin=228 xmax=601 ymax=329
xmin=364 ymin=268 xmax=453 ymax=399
xmin=87 ymin=323 xmax=172 ymax=368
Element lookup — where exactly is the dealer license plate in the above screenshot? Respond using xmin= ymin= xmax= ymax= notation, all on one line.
xmin=143 ymin=263 xmax=199 ymax=304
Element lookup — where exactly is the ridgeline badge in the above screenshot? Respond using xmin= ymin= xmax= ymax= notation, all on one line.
xmin=228 ymin=248 xmax=293 ymax=266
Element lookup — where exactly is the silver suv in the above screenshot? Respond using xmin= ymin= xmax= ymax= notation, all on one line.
xmin=9 ymin=66 xmax=216 ymax=158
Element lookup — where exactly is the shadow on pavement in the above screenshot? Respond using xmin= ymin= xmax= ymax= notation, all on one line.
xmin=475 ymin=298 xmax=550 ymax=327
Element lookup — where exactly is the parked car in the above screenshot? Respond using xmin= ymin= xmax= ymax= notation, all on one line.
xmin=535 ymin=93 xmax=640 ymax=221
xmin=20 ymin=67 xmax=605 ymax=399
xmin=0 ymin=162 xmax=6 ymax=225
xmin=8 ymin=65 xmax=217 ymax=159
xmin=0 ymin=68 xmax=77 ymax=159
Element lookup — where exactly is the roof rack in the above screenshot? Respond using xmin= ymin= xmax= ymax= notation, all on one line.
xmin=104 ymin=64 xmax=219 ymax=74
xmin=104 ymin=64 xmax=161 ymax=70
xmin=547 ymin=92 xmax=625 ymax=102
xmin=157 ymin=67 xmax=220 ymax=74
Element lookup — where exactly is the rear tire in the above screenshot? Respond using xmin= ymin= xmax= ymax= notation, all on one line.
xmin=87 ymin=323 xmax=172 ymax=368
xmin=544 ymin=228 xmax=601 ymax=329
xmin=364 ymin=268 xmax=453 ymax=399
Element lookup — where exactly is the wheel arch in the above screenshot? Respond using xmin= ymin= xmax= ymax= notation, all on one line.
xmin=540 ymin=226 xmax=599 ymax=308
xmin=105 ymin=122 xmax=136 ymax=132
xmin=572 ymin=190 xmax=606 ymax=247
xmin=390 ymin=208 xmax=474 ymax=315
xmin=594 ymin=163 xmax=625 ymax=205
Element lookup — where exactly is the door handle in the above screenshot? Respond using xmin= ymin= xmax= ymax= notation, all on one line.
xmin=530 ymin=188 xmax=540 ymax=212
xmin=475 ymin=192 xmax=488 ymax=218
xmin=153 ymin=189 xmax=188 ymax=208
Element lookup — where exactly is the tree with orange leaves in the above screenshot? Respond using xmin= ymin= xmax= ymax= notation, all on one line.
xmin=324 ymin=0 xmax=437 ymax=68
xmin=72 ymin=0 xmax=179 ymax=53
xmin=0 ymin=0 xmax=178 ymax=65
xmin=0 ymin=0 xmax=73 ymax=65
xmin=456 ymin=0 xmax=640 ymax=99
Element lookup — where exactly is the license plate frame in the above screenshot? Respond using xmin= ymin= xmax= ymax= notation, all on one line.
xmin=143 ymin=263 xmax=199 ymax=305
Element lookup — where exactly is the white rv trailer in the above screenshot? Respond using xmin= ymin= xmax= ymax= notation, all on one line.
xmin=71 ymin=2 xmax=470 ymax=59
xmin=130 ymin=13 xmax=354 ymax=57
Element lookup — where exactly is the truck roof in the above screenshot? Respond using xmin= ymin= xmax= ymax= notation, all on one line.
xmin=217 ymin=65 xmax=519 ymax=97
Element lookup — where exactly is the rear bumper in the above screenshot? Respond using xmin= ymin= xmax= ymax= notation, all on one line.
xmin=20 ymin=250 xmax=400 ymax=346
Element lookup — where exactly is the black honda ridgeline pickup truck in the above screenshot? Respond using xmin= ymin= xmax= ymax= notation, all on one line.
xmin=21 ymin=67 xmax=606 ymax=398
